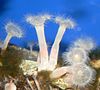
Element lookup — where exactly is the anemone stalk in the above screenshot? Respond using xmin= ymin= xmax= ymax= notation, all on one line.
xmin=26 ymin=14 xmax=51 ymax=71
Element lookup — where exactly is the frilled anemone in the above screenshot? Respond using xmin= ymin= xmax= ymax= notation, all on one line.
xmin=2 ymin=22 xmax=23 ymax=51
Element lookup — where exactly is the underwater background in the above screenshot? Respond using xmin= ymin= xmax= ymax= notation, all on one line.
xmin=0 ymin=0 xmax=100 ymax=51
xmin=0 ymin=0 xmax=100 ymax=90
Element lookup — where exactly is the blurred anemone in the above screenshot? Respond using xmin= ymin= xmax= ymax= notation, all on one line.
xmin=73 ymin=38 xmax=95 ymax=52
xmin=71 ymin=63 xmax=96 ymax=87
xmin=2 ymin=22 xmax=23 ymax=51
xmin=63 ymin=47 xmax=89 ymax=64
xmin=27 ymin=41 xmax=34 ymax=53
xmin=5 ymin=22 xmax=23 ymax=38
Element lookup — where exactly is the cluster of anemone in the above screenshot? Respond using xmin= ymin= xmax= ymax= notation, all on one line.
xmin=1 ymin=14 xmax=75 ymax=90
xmin=62 ymin=38 xmax=96 ymax=87
xmin=26 ymin=14 xmax=75 ymax=71
xmin=63 ymin=38 xmax=95 ymax=64
xmin=24 ymin=14 xmax=76 ymax=90
xmin=1 ymin=13 xmax=97 ymax=90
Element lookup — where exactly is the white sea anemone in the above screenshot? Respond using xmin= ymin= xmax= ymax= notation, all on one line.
xmin=49 ymin=17 xmax=76 ymax=71
xmin=5 ymin=22 xmax=23 ymax=38
xmin=73 ymin=38 xmax=95 ymax=52
xmin=63 ymin=47 xmax=89 ymax=64
xmin=27 ymin=41 xmax=34 ymax=53
xmin=2 ymin=22 xmax=23 ymax=50
xmin=71 ymin=63 xmax=96 ymax=87
xmin=26 ymin=14 xmax=51 ymax=71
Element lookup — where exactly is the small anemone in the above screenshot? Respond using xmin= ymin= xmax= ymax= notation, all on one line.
xmin=2 ymin=22 xmax=23 ymax=51
xmin=5 ymin=22 xmax=23 ymax=38
xmin=27 ymin=41 xmax=34 ymax=53
xmin=55 ymin=16 xmax=76 ymax=29
xmin=71 ymin=63 xmax=96 ymax=87
xmin=62 ymin=47 xmax=89 ymax=64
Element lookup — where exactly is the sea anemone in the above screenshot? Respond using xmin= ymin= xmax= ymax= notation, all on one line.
xmin=71 ymin=63 xmax=96 ymax=87
xmin=63 ymin=47 xmax=89 ymax=64
xmin=27 ymin=41 xmax=34 ymax=53
xmin=2 ymin=22 xmax=23 ymax=51
xmin=49 ymin=17 xmax=75 ymax=71
xmin=26 ymin=14 xmax=51 ymax=71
